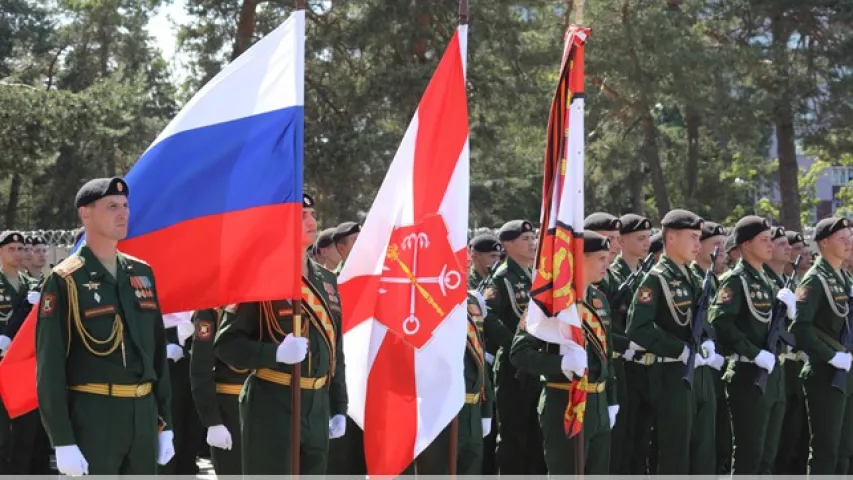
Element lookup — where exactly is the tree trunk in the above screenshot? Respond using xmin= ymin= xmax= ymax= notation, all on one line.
xmin=5 ymin=173 xmax=21 ymax=229
xmin=642 ymin=114 xmax=671 ymax=218
xmin=232 ymin=0 xmax=259 ymax=61
xmin=685 ymin=106 xmax=701 ymax=199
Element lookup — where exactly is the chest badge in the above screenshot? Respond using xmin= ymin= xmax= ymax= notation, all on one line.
xmin=83 ymin=281 xmax=100 ymax=291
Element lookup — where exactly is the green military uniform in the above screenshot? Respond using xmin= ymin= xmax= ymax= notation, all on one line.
xmin=708 ymin=253 xmax=786 ymax=473
xmin=626 ymin=209 xmax=716 ymax=475
xmin=410 ymin=294 xmax=494 ymax=475
xmin=215 ymin=259 xmax=346 ymax=475
xmin=468 ymin=268 xmax=484 ymax=290
xmin=189 ymin=308 xmax=247 ymax=474
xmin=791 ymin=217 xmax=853 ymax=475
xmin=36 ymin=245 xmax=172 ymax=474
xmin=511 ymin=283 xmax=616 ymax=474
xmin=160 ymin=328 xmax=202 ymax=474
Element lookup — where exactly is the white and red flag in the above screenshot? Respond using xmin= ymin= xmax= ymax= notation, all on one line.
xmin=337 ymin=25 xmax=469 ymax=476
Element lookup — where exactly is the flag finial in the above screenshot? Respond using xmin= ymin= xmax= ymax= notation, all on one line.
xmin=458 ymin=0 xmax=469 ymax=25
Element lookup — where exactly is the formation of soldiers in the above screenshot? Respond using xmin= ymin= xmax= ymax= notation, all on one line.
xmin=1 ymin=175 xmax=853 ymax=475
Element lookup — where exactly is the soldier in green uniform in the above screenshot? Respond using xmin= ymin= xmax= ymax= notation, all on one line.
xmin=332 ymin=221 xmax=360 ymax=275
xmin=583 ymin=213 xmax=622 ymax=297
xmin=189 ymin=308 xmax=248 ymax=474
xmin=649 ymin=232 xmax=663 ymax=262
xmin=215 ymin=193 xmax=347 ymax=475
xmin=764 ymin=226 xmax=790 ymax=288
xmin=313 ymin=228 xmax=341 ymax=271
xmin=725 ymin=233 xmax=741 ymax=268
xmin=787 ymin=231 xmax=812 ymax=279
xmin=791 ymin=217 xmax=853 ymax=475
xmin=606 ymin=213 xmax=652 ymax=474
xmin=511 ymin=231 xmax=617 ymax=474
xmin=24 ymin=235 xmax=48 ymax=280
xmin=707 ymin=216 xmax=791 ymax=474
xmin=36 ymin=177 xmax=174 ymax=475
xmin=483 ymin=219 xmax=544 ymax=474
xmin=468 ymin=234 xmax=501 ymax=290
xmin=626 ymin=209 xmax=717 ymax=474
xmin=160 ymin=326 xmax=202 ymax=474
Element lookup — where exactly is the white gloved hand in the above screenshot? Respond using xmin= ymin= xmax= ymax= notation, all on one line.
xmin=329 ymin=414 xmax=347 ymax=439
xmin=55 ymin=445 xmax=89 ymax=476
xmin=481 ymin=418 xmax=492 ymax=438
xmin=708 ymin=353 xmax=726 ymax=371
xmin=829 ymin=352 xmax=852 ymax=372
xmin=694 ymin=353 xmax=706 ymax=368
xmin=629 ymin=341 xmax=645 ymax=352
xmin=777 ymin=287 xmax=797 ymax=319
xmin=561 ymin=346 xmax=588 ymax=378
xmin=27 ymin=291 xmax=40 ymax=305
xmin=801 ymin=351 xmax=809 ymax=363
xmin=485 ymin=352 xmax=495 ymax=365
xmin=678 ymin=345 xmax=691 ymax=365
xmin=0 ymin=335 xmax=11 ymax=354
xmin=276 ymin=334 xmax=309 ymax=364
xmin=608 ymin=405 xmax=620 ymax=429
xmin=206 ymin=424 xmax=232 ymax=451
xmin=701 ymin=340 xmax=716 ymax=359
xmin=623 ymin=349 xmax=636 ymax=361
xmin=157 ymin=430 xmax=175 ymax=466
xmin=754 ymin=350 xmax=776 ymax=374
xmin=166 ymin=343 xmax=184 ymax=362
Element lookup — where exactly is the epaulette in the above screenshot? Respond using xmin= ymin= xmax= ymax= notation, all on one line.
xmin=120 ymin=252 xmax=150 ymax=266
xmin=493 ymin=263 xmax=508 ymax=276
xmin=53 ymin=255 xmax=84 ymax=278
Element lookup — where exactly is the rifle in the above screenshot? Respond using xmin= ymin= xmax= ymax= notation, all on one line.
xmin=683 ymin=246 xmax=720 ymax=389
xmin=832 ymin=288 xmax=853 ymax=392
xmin=610 ymin=252 xmax=656 ymax=310
xmin=755 ymin=255 xmax=801 ymax=393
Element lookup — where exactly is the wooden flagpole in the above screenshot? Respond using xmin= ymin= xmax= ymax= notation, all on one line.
xmin=292 ymin=2 xmax=305 ymax=477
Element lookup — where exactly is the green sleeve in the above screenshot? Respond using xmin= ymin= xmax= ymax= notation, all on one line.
xmin=708 ymin=275 xmax=761 ymax=359
xmin=35 ymin=273 xmax=75 ymax=447
xmin=330 ymin=304 xmax=348 ymax=417
xmin=150 ymin=275 xmax=172 ymax=431
xmin=791 ymin=275 xmax=837 ymax=363
xmin=483 ymin=280 xmax=514 ymax=352
xmin=214 ymin=302 xmax=279 ymax=370
xmin=626 ymin=274 xmax=686 ymax=358
xmin=509 ymin=329 xmax=563 ymax=377
xmin=481 ymin=357 xmax=494 ymax=419
xmin=606 ymin=320 xmax=617 ymax=406
xmin=189 ymin=310 xmax=222 ymax=428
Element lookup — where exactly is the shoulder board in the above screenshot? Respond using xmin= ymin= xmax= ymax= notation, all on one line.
xmin=119 ymin=252 xmax=149 ymax=266
xmin=493 ymin=263 xmax=509 ymax=276
xmin=53 ymin=255 xmax=84 ymax=278
xmin=650 ymin=265 xmax=666 ymax=275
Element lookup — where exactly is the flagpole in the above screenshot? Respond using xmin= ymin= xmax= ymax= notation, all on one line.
xmin=292 ymin=2 xmax=305 ymax=477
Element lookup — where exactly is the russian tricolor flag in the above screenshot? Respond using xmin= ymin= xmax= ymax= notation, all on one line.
xmin=0 ymin=10 xmax=306 ymax=417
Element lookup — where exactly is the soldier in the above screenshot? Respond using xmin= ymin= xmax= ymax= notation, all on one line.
xmin=791 ymin=217 xmax=853 ymax=475
xmin=649 ymin=232 xmax=663 ymax=262
xmin=775 ymin=230 xmax=809 ymax=474
xmin=215 ymin=193 xmax=347 ymax=475
xmin=764 ymin=226 xmax=791 ymax=288
xmin=787 ymin=231 xmax=812 ymax=279
xmin=583 ymin=213 xmax=622 ymax=297
xmin=313 ymin=228 xmax=341 ymax=271
xmin=36 ymin=177 xmax=174 ymax=475
xmin=468 ymin=234 xmax=502 ymax=289
xmin=707 ymin=216 xmax=791 ymax=474
xmin=510 ymin=231 xmax=617 ymax=474
xmin=626 ymin=209 xmax=717 ymax=474
xmin=332 ymin=221 xmax=360 ymax=274
xmin=483 ymin=219 xmax=544 ymax=474
xmin=160 ymin=326 xmax=203 ymax=474
xmin=189 ymin=308 xmax=248 ymax=474
xmin=25 ymin=235 xmax=48 ymax=280
xmin=726 ymin=233 xmax=741 ymax=267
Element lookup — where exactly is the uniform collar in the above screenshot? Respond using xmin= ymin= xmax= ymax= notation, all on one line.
xmin=78 ymin=245 xmax=122 ymax=284
xmin=505 ymin=256 xmax=532 ymax=282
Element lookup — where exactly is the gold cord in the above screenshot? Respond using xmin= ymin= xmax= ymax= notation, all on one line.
xmin=65 ymin=276 xmax=124 ymax=358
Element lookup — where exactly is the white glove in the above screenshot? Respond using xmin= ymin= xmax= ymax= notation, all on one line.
xmin=608 ymin=405 xmax=620 ymax=429
xmin=754 ymin=350 xmax=776 ymax=374
xmin=561 ymin=346 xmax=588 ymax=378
xmin=206 ymin=424 xmax=232 ymax=450
xmin=777 ymin=287 xmax=797 ymax=319
xmin=829 ymin=352 xmax=852 ymax=372
xmin=166 ymin=343 xmax=184 ymax=362
xmin=694 ymin=353 xmax=706 ymax=368
xmin=623 ymin=349 xmax=636 ymax=361
xmin=276 ymin=334 xmax=309 ymax=364
xmin=701 ymin=340 xmax=716 ymax=359
xmin=485 ymin=352 xmax=495 ymax=365
xmin=801 ymin=351 xmax=809 ymax=362
xmin=481 ymin=418 xmax=492 ymax=438
xmin=27 ymin=291 xmax=39 ymax=305
xmin=0 ymin=335 xmax=11 ymax=354
xmin=708 ymin=353 xmax=726 ymax=371
xmin=329 ymin=414 xmax=346 ymax=439
xmin=629 ymin=341 xmax=645 ymax=352
xmin=157 ymin=430 xmax=175 ymax=465
xmin=678 ymin=345 xmax=691 ymax=364
xmin=55 ymin=445 xmax=88 ymax=476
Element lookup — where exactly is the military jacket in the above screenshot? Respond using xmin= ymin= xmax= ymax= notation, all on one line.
xmin=763 ymin=265 xmax=787 ymax=289
xmin=465 ymin=293 xmax=494 ymax=419
xmin=626 ymin=256 xmax=700 ymax=359
xmin=483 ymin=257 xmax=530 ymax=355
xmin=690 ymin=262 xmax=720 ymax=293
xmin=606 ymin=256 xmax=635 ymax=352
xmin=0 ymin=270 xmax=36 ymax=337
xmin=190 ymin=308 xmax=249 ymax=428
xmin=35 ymin=245 xmax=172 ymax=446
xmin=792 ymin=258 xmax=853 ymax=374
xmin=215 ymin=259 xmax=347 ymax=416
xmin=708 ymin=260 xmax=778 ymax=361
xmin=468 ymin=267 xmax=484 ymax=290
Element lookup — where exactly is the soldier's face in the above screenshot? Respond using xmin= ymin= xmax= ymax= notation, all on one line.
xmin=31 ymin=245 xmax=47 ymax=269
xmin=505 ymin=232 xmax=536 ymax=262
xmin=620 ymin=231 xmax=649 ymax=258
xmin=822 ymin=228 xmax=853 ymax=262
xmin=80 ymin=195 xmax=129 ymax=241
xmin=666 ymin=229 xmax=701 ymax=264
xmin=743 ymin=231 xmax=773 ymax=263
xmin=22 ymin=245 xmax=33 ymax=267
xmin=0 ymin=243 xmax=23 ymax=269
xmin=728 ymin=248 xmax=741 ymax=267
xmin=600 ymin=230 xmax=621 ymax=263
xmin=700 ymin=236 xmax=725 ymax=267
xmin=771 ymin=237 xmax=791 ymax=263
xmin=584 ymin=250 xmax=610 ymax=284
xmin=472 ymin=251 xmax=500 ymax=273
xmin=302 ymin=208 xmax=318 ymax=249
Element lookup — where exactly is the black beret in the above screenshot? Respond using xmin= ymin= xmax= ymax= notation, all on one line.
xmin=0 ymin=231 xmax=25 ymax=248
xmin=315 ymin=228 xmax=336 ymax=249
xmin=25 ymin=235 xmax=46 ymax=246
xmin=785 ymin=230 xmax=804 ymax=246
xmin=303 ymin=193 xmax=315 ymax=208
xmin=498 ymin=220 xmax=534 ymax=242
xmin=734 ymin=215 xmax=771 ymax=245
xmin=649 ymin=232 xmax=663 ymax=254
xmin=700 ymin=221 xmax=726 ymax=241
xmin=725 ymin=233 xmax=737 ymax=253
xmin=333 ymin=221 xmax=361 ymax=242
xmin=619 ymin=214 xmax=652 ymax=234
xmin=770 ymin=226 xmax=787 ymax=241
xmin=75 ymin=177 xmax=129 ymax=208
xmin=584 ymin=212 xmax=621 ymax=232
xmin=814 ymin=217 xmax=851 ymax=242
xmin=583 ymin=231 xmax=611 ymax=253
xmin=661 ymin=209 xmax=703 ymax=230
xmin=469 ymin=234 xmax=501 ymax=253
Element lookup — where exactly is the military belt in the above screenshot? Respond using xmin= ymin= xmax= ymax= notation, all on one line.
xmin=215 ymin=383 xmax=243 ymax=395
xmin=656 ymin=356 xmax=682 ymax=364
xmin=630 ymin=353 xmax=657 ymax=366
xmin=69 ymin=382 xmax=152 ymax=398
xmin=732 ymin=353 xmax=784 ymax=365
xmin=464 ymin=393 xmax=481 ymax=405
xmin=546 ymin=379 xmax=606 ymax=394
xmin=612 ymin=351 xmax=622 ymax=360
xmin=781 ymin=351 xmax=806 ymax=362
xmin=255 ymin=368 xmax=327 ymax=390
